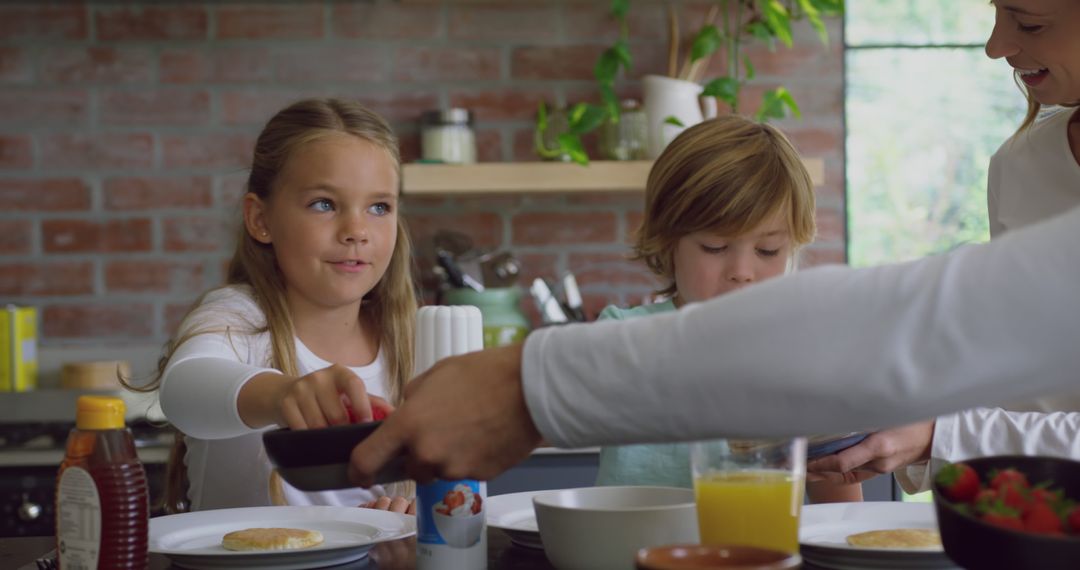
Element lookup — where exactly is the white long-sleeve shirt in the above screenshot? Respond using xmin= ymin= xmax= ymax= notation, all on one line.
xmin=521 ymin=203 xmax=1080 ymax=450
xmin=892 ymin=107 xmax=1080 ymax=492
xmin=159 ymin=285 xmax=387 ymax=511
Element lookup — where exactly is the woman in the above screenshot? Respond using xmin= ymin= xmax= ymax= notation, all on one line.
xmin=806 ymin=0 xmax=1080 ymax=490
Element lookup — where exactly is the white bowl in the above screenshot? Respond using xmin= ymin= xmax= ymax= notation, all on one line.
xmin=533 ymin=486 xmax=699 ymax=569
xmin=432 ymin=509 xmax=484 ymax=548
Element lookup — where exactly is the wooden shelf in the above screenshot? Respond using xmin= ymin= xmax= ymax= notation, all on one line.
xmin=402 ymin=159 xmax=825 ymax=195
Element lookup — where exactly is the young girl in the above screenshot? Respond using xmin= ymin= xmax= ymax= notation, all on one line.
xmin=594 ymin=114 xmax=862 ymax=503
xmin=137 ymin=98 xmax=416 ymax=512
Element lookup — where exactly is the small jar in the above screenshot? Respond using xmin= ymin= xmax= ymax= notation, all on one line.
xmin=420 ymin=108 xmax=477 ymax=164
xmin=599 ymin=99 xmax=649 ymax=161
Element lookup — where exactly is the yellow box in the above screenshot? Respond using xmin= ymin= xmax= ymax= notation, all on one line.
xmin=0 ymin=305 xmax=38 ymax=392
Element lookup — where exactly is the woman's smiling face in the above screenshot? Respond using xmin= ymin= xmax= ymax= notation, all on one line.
xmin=985 ymin=0 xmax=1080 ymax=106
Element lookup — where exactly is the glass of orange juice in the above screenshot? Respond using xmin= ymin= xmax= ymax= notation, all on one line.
xmin=690 ymin=438 xmax=807 ymax=554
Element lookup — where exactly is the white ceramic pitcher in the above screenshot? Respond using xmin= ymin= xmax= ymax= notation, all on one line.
xmin=643 ymin=74 xmax=719 ymax=158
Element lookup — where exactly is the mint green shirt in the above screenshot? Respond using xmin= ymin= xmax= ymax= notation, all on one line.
xmin=593 ymin=300 xmax=693 ymax=489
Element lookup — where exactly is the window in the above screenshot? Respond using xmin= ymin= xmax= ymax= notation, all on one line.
xmin=845 ymin=0 xmax=1028 ymax=267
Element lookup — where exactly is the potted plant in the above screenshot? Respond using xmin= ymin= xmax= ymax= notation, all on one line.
xmin=536 ymin=0 xmax=844 ymax=163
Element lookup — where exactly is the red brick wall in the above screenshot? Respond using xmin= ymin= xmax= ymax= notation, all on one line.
xmin=0 ymin=1 xmax=844 ymax=346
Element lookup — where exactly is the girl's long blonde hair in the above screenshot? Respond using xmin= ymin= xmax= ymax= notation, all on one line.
xmin=128 ymin=99 xmax=417 ymax=512
xmin=633 ymin=115 xmax=817 ymax=298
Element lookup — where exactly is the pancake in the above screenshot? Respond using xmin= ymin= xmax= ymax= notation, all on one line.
xmin=846 ymin=528 xmax=942 ymax=549
xmin=221 ymin=527 xmax=324 ymax=551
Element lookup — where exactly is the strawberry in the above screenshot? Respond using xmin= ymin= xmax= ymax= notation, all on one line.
xmin=1067 ymin=506 xmax=1080 ymax=534
xmin=344 ymin=404 xmax=358 ymax=424
xmin=999 ymin=482 xmax=1030 ymax=513
xmin=371 ymin=405 xmax=389 ymax=421
xmin=937 ymin=462 xmax=981 ymax=503
xmin=973 ymin=488 xmax=998 ymax=514
xmin=471 ymin=494 xmax=483 ymax=515
xmin=981 ymin=508 xmax=1024 ymax=531
xmin=1023 ymin=501 xmax=1063 ymax=535
xmin=1030 ymin=486 xmax=1061 ymax=506
xmin=989 ymin=468 xmax=1029 ymax=492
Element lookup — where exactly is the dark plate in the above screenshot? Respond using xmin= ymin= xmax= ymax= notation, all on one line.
xmin=806 ymin=433 xmax=870 ymax=460
xmin=262 ymin=421 xmax=408 ymax=491
xmin=932 ymin=455 xmax=1080 ymax=570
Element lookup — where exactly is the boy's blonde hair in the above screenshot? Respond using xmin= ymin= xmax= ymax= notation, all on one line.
xmin=632 ymin=115 xmax=817 ymax=298
xmin=129 ymin=98 xmax=417 ymax=512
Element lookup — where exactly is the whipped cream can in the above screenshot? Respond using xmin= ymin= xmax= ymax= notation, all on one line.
xmin=417 ymin=479 xmax=487 ymax=569
xmin=414 ymin=305 xmax=487 ymax=568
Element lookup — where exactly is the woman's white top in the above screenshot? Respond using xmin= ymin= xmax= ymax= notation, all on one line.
xmin=520 ymin=201 xmax=1080 ymax=458
xmin=892 ymin=108 xmax=1080 ymax=492
xmin=159 ymin=285 xmax=388 ymax=511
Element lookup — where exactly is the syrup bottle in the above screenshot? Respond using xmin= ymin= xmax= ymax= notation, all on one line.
xmin=56 ymin=396 xmax=149 ymax=569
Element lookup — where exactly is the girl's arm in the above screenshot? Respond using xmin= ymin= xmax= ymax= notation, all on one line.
xmin=806 ymin=480 xmax=862 ymax=504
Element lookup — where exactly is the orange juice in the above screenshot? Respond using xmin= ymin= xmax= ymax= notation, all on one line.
xmin=694 ymin=470 xmax=804 ymax=553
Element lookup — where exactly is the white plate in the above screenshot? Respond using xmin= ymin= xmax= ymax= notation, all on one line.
xmin=485 ymin=490 xmax=545 ymax=549
xmin=149 ymin=505 xmax=415 ymax=570
xmin=799 ymin=502 xmax=958 ymax=570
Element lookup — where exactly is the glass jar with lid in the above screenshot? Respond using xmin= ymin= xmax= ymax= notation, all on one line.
xmin=420 ymin=108 xmax=477 ymax=164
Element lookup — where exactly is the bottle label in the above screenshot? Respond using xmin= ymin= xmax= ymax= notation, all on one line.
xmin=57 ymin=467 xmax=101 ymax=570
xmin=417 ymin=479 xmax=486 ymax=569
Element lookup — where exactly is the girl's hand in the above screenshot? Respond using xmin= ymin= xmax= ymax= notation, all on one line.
xmin=277 ymin=364 xmax=381 ymax=430
xmin=360 ymin=496 xmax=416 ymax=515
xmin=806 ymin=420 xmax=935 ymax=484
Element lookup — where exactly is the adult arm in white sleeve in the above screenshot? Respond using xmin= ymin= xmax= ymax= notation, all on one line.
xmin=896 ymin=408 xmax=1080 ymax=493
xmin=522 ymin=205 xmax=1080 ymax=449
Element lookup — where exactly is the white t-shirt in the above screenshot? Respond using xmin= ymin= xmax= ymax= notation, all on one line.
xmin=896 ymin=107 xmax=1080 ymax=492
xmin=159 ymin=285 xmax=389 ymax=511
xmin=520 ymin=203 xmax=1080 ymax=454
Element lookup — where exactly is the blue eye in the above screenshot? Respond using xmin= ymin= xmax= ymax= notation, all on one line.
xmin=701 ymin=244 xmax=727 ymax=254
xmin=309 ymin=198 xmax=334 ymax=212
xmin=368 ymin=202 xmax=392 ymax=216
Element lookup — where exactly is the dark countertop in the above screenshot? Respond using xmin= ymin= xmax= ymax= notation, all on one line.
xmin=1 ymin=529 xmax=556 ymax=570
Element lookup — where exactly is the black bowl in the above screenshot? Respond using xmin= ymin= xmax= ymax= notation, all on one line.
xmin=262 ymin=421 xmax=407 ymax=491
xmin=932 ymin=455 xmax=1080 ymax=570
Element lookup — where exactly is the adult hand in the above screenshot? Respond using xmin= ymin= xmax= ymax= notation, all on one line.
xmin=276 ymin=364 xmax=378 ymax=430
xmin=348 ymin=344 xmax=543 ymax=486
xmin=807 ymin=420 xmax=935 ymax=484
xmin=360 ymin=496 xmax=416 ymax=515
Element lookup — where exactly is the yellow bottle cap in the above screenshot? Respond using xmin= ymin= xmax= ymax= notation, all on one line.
xmin=76 ymin=396 xmax=126 ymax=430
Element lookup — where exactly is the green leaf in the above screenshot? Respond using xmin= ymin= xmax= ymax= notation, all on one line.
xmin=663 ymin=116 xmax=685 ymax=128
xmin=595 ymin=40 xmax=633 ymax=84
xmin=702 ymin=77 xmax=741 ymax=110
xmin=746 ymin=21 xmax=773 ymax=43
xmin=797 ymin=0 xmax=828 ymax=45
xmin=743 ymin=55 xmax=756 ymax=80
xmin=610 ymin=0 xmax=629 ymax=20
xmin=774 ymin=87 xmax=802 ymax=119
xmin=557 ymin=133 xmax=589 ymax=165
xmin=569 ymin=104 xmax=609 ymax=135
xmin=613 ymin=39 xmax=632 ymax=69
xmin=690 ymin=24 xmax=722 ymax=62
xmin=594 ymin=49 xmax=620 ymax=83
xmin=754 ymin=87 xmax=801 ymax=122
xmin=759 ymin=0 xmax=794 ymax=48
